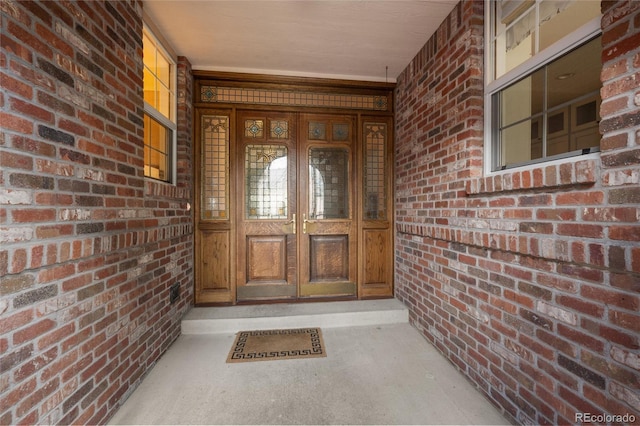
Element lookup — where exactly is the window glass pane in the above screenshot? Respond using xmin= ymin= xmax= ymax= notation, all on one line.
xmin=143 ymin=67 xmax=156 ymax=107
xmin=546 ymin=111 xmax=569 ymax=156
xmin=501 ymin=120 xmax=536 ymax=167
xmin=500 ymin=69 xmax=544 ymax=127
xmin=143 ymin=32 xmax=156 ymax=71
xmin=492 ymin=0 xmax=599 ymax=81
xmin=201 ymin=115 xmax=229 ymax=220
xmin=539 ymin=0 xmax=600 ymax=51
xmin=309 ymin=148 xmax=349 ymax=220
xmin=143 ymin=27 xmax=175 ymax=121
xmin=547 ymin=37 xmax=601 ymax=109
xmin=151 ymin=120 xmax=167 ymax=151
xmin=157 ymin=50 xmax=171 ymax=87
xmin=504 ymin=7 xmax=535 ymax=74
xmin=245 ymin=145 xmax=288 ymax=220
xmin=144 ymin=114 xmax=171 ymax=182
xmin=158 ymin=82 xmax=172 ymax=120
xmin=494 ymin=35 xmax=601 ymax=170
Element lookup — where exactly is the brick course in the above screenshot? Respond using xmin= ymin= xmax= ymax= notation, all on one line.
xmin=1 ymin=1 xmax=193 ymax=424
xmin=395 ymin=1 xmax=640 ymax=423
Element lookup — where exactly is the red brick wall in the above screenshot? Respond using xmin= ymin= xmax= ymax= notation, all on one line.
xmin=0 ymin=1 xmax=193 ymax=424
xmin=395 ymin=1 xmax=639 ymax=424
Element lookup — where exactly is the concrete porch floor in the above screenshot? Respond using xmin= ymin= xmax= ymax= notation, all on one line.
xmin=108 ymin=299 xmax=509 ymax=425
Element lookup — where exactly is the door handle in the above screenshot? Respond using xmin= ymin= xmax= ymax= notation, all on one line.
xmin=290 ymin=213 xmax=296 ymax=234
xmin=303 ymin=214 xmax=316 ymax=234
xmin=282 ymin=213 xmax=296 ymax=234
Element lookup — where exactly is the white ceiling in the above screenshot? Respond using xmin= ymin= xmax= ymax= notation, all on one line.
xmin=143 ymin=1 xmax=458 ymax=83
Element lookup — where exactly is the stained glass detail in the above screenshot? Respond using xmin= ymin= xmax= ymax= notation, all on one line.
xmin=364 ymin=123 xmax=386 ymax=220
xmin=270 ymin=120 xmax=289 ymax=139
xmin=201 ymin=86 xmax=216 ymax=102
xmin=332 ymin=123 xmax=349 ymax=141
xmin=309 ymin=122 xmax=326 ymax=140
xmin=201 ymin=115 xmax=229 ymax=220
xmin=375 ymin=97 xmax=387 ymax=110
xmin=309 ymin=148 xmax=349 ymax=220
xmin=245 ymin=120 xmax=264 ymax=138
xmin=245 ymin=145 xmax=288 ymax=219
xmin=200 ymin=85 xmax=389 ymax=111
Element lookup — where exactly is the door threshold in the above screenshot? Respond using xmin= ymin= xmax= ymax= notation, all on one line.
xmin=236 ymin=295 xmax=359 ymax=306
xmin=196 ymin=295 xmax=393 ymax=307
xmin=182 ymin=298 xmax=407 ymax=334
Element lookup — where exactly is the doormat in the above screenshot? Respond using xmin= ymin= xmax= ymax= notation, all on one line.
xmin=226 ymin=328 xmax=326 ymax=363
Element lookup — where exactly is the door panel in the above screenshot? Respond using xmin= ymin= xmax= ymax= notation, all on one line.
xmin=363 ymin=229 xmax=388 ymax=283
xmin=247 ymin=236 xmax=287 ymax=282
xmin=309 ymin=235 xmax=349 ymax=280
xmin=299 ymin=114 xmax=357 ymax=298
xmin=195 ymin=111 xmax=234 ymax=304
xmin=359 ymin=117 xmax=394 ymax=297
xmin=200 ymin=230 xmax=231 ymax=290
xmin=236 ymin=112 xmax=297 ymax=301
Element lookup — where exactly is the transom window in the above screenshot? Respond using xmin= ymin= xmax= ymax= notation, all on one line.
xmin=143 ymin=25 xmax=176 ymax=182
xmin=486 ymin=0 xmax=601 ymax=171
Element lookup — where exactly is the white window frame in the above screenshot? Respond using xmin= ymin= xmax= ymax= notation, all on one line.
xmin=484 ymin=1 xmax=602 ymax=175
xmin=143 ymin=23 xmax=177 ymax=184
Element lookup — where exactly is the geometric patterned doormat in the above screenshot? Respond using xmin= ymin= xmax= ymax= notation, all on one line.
xmin=226 ymin=328 xmax=326 ymax=363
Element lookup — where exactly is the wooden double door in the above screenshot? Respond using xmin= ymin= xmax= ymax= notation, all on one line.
xmin=195 ymin=109 xmax=393 ymax=305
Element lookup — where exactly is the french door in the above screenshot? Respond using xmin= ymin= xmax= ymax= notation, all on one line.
xmin=236 ymin=112 xmax=356 ymax=301
xmin=193 ymin=75 xmax=394 ymax=305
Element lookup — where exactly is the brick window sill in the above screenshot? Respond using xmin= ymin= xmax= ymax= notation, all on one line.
xmin=466 ymin=158 xmax=598 ymax=195
xmin=144 ymin=177 xmax=190 ymax=200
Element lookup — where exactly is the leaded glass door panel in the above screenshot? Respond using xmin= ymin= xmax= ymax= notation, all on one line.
xmin=195 ymin=111 xmax=234 ymax=304
xmin=299 ymin=114 xmax=357 ymax=297
xmin=236 ymin=111 xmax=298 ymax=300
xmin=360 ymin=117 xmax=394 ymax=297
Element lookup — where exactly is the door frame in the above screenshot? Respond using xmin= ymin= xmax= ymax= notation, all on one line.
xmin=193 ymin=72 xmax=395 ymax=305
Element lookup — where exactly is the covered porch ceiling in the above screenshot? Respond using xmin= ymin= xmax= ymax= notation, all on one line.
xmin=142 ymin=1 xmax=459 ymax=83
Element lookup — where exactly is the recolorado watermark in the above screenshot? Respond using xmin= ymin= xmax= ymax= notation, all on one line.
xmin=575 ymin=412 xmax=636 ymax=424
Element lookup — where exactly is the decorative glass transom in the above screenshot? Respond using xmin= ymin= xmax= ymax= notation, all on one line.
xmin=201 ymin=86 xmax=389 ymax=111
